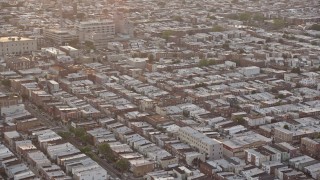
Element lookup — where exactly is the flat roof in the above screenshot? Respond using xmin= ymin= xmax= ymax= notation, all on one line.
xmin=0 ymin=36 xmax=33 ymax=43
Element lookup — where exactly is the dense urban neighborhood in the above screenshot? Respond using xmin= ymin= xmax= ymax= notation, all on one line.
xmin=1 ymin=0 xmax=320 ymax=179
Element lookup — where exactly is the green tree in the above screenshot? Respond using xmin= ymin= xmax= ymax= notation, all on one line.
xmin=291 ymin=67 xmax=301 ymax=74
xmin=74 ymin=127 xmax=86 ymax=137
xmin=208 ymin=15 xmax=217 ymax=20
xmin=266 ymin=37 xmax=272 ymax=43
xmin=278 ymin=38 xmax=285 ymax=44
xmin=222 ymin=43 xmax=230 ymax=50
xmin=198 ymin=59 xmax=216 ymax=67
xmin=115 ymin=159 xmax=129 ymax=172
xmin=253 ymin=14 xmax=266 ymax=21
xmin=57 ymin=131 xmax=71 ymax=139
xmin=238 ymin=12 xmax=252 ymax=21
xmin=182 ymin=110 xmax=189 ymax=117
xmin=272 ymin=19 xmax=286 ymax=30
xmin=161 ymin=30 xmax=173 ymax=40
xmin=158 ymin=1 xmax=165 ymax=8
xmin=212 ymin=25 xmax=224 ymax=32
xmin=309 ymin=24 xmax=320 ymax=31
xmin=238 ymin=48 xmax=245 ymax=54
xmin=132 ymin=53 xmax=139 ymax=58
xmin=98 ymin=143 xmax=116 ymax=162
xmin=102 ymin=9 xmax=108 ymax=15
xmin=148 ymin=54 xmax=154 ymax=62
xmin=1 ymin=79 xmax=11 ymax=87
xmin=80 ymin=134 xmax=90 ymax=143
xmin=80 ymin=146 xmax=91 ymax=154
xmin=173 ymin=16 xmax=183 ymax=22
xmin=76 ymin=12 xmax=85 ymax=20
xmin=67 ymin=39 xmax=80 ymax=48
xmin=235 ymin=116 xmax=245 ymax=125
xmin=84 ymin=41 xmax=95 ymax=50
xmin=277 ymin=94 xmax=285 ymax=99
xmin=21 ymin=94 xmax=29 ymax=101
xmin=283 ymin=124 xmax=289 ymax=130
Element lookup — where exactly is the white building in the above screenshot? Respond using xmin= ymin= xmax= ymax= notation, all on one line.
xmin=44 ymin=29 xmax=77 ymax=45
xmin=59 ymin=46 xmax=79 ymax=58
xmin=76 ymin=20 xmax=115 ymax=42
xmin=127 ymin=58 xmax=147 ymax=69
xmin=48 ymin=80 xmax=59 ymax=93
xmin=239 ymin=66 xmax=260 ymax=76
xmin=178 ymin=126 xmax=223 ymax=160
xmin=85 ymin=32 xmax=113 ymax=49
xmin=0 ymin=36 xmax=37 ymax=56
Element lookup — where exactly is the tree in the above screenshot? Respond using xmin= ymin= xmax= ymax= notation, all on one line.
xmin=80 ymin=146 xmax=91 ymax=154
xmin=278 ymin=38 xmax=284 ymax=44
xmin=283 ymin=124 xmax=289 ymax=130
xmin=98 ymin=143 xmax=116 ymax=162
xmin=67 ymin=39 xmax=80 ymax=48
xmin=222 ymin=43 xmax=230 ymax=50
xmin=253 ymin=14 xmax=266 ymax=21
xmin=148 ymin=54 xmax=154 ymax=62
xmin=194 ymin=83 xmax=207 ymax=88
xmin=173 ymin=16 xmax=183 ymax=22
xmin=57 ymin=131 xmax=71 ymax=139
xmin=311 ymin=41 xmax=318 ymax=45
xmin=73 ymin=127 xmax=86 ymax=138
xmin=76 ymin=12 xmax=85 ymax=20
xmin=277 ymin=94 xmax=285 ymax=99
xmin=158 ymin=1 xmax=165 ymax=8
xmin=21 ymin=94 xmax=29 ymax=101
xmin=266 ymin=37 xmax=272 ymax=43
xmin=212 ymin=25 xmax=225 ymax=32
xmin=182 ymin=110 xmax=189 ymax=117
xmin=1 ymin=79 xmax=11 ymax=87
xmin=102 ymin=9 xmax=108 ymax=15
xmin=208 ymin=15 xmax=217 ymax=20
xmin=80 ymin=134 xmax=90 ymax=143
xmin=115 ymin=159 xmax=129 ymax=172
xmin=238 ymin=48 xmax=245 ymax=54
xmin=198 ymin=59 xmax=216 ymax=67
xmin=84 ymin=41 xmax=95 ymax=50
xmin=272 ymin=19 xmax=286 ymax=30
xmin=291 ymin=67 xmax=301 ymax=74
xmin=309 ymin=24 xmax=320 ymax=31
xmin=132 ymin=53 xmax=139 ymax=58
xmin=161 ymin=30 xmax=173 ymax=40
xmin=235 ymin=116 xmax=245 ymax=125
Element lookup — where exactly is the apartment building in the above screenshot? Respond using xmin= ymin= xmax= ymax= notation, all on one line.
xmin=178 ymin=126 xmax=223 ymax=160
xmin=76 ymin=20 xmax=115 ymax=41
xmin=44 ymin=29 xmax=77 ymax=45
xmin=0 ymin=36 xmax=37 ymax=56
xmin=5 ymin=56 xmax=36 ymax=70
xmin=301 ymin=137 xmax=320 ymax=158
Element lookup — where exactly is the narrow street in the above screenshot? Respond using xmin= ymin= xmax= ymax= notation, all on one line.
xmin=24 ymin=101 xmax=128 ymax=180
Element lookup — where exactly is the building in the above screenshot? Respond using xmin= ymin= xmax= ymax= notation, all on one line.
xmin=127 ymin=58 xmax=147 ymax=69
xmin=0 ymin=36 xmax=37 ymax=56
xmin=47 ymin=80 xmax=60 ymax=93
xmin=44 ymin=29 xmax=77 ymax=45
xmin=76 ymin=20 xmax=115 ymax=42
xmin=129 ymin=159 xmax=155 ymax=177
xmin=114 ymin=11 xmax=134 ymax=36
xmin=5 ymin=57 xmax=36 ymax=70
xmin=239 ymin=66 xmax=261 ymax=76
xmin=301 ymin=137 xmax=320 ymax=158
xmin=59 ymin=46 xmax=80 ymax=58
xmin=84 ymin=32 xmax=113 ymax=49
xmin=178 ymin=126 xmax=223 ymax=160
